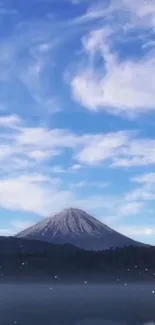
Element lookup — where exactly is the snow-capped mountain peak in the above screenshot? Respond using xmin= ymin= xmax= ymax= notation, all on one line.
xmin=17 ymin=208 xmax=113 ymax=238
xmin=46 ymin=207 xmax=113 ymax=237
xmin=16 ymin=208 xmax=144 ymax=251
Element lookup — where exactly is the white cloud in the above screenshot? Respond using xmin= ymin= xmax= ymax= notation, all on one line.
xmin=0 ymin=114 xmax=133 ymax=173
xmin=10 ymin=220 xmax=35 ymax=232
xmin=71 ymin=164 xmax=83 ymax=170
xmin=117 ymin=201 xmax=145 ymax=218
xmin=0 ymin=220 xmax=35 ymax=236
xmin=71 ymin=32 xmax=155 ymax=116
xmin=126 ymin=172 xmax=155 ymax=202
xmin=0 ymin=115 xmax=83 ymax=174
xmin=126 ymin=186 xmax=155 ymax=202
xmin=104 ymin=201 xmax=145 ymax=224
xmin=0 ymin=173 xmax=74 ymax=215
xmin=48 ymin=164 xmax=83 ymax=174
xmin=51 ymin=166 xmax=68 ymax=173
xmin=16 ymin=126 xmax=80 ymax=149
xmin=0 ymin=116 xmax=84 ymax=215
xmin=122 ymin=0 xmax=155 ymax=30
xmin=111 ymin=138 xmax=155 ymax=167
xmin=132 ymin=173 xmax=155 ymax=184
xmin=0 ymin=114 xmax=155 ymax=218
xmin=76 ymin=131 xmax=132 ymax=165
xmin=76 ymin=132 xmax=155 ymax=167
xmin=0 ymin=228 xmax=15 ymax=236
xmin=70 ymin=181 xmax=108 ymax=189
xmin=116 ymin=226 xmax=155 ymax=238
xmin=0 ymin=114 xmax=21 ymax=128
xmin=70 ymin=0 xmax=155 ymax=117
xmin=76 ymin=0 xmax=155 ymax=31
xmin=71 ymin=5 xmax=106 ymax=25
xmin=0 ymin=172 xmax=115 ymax=217
xmin=2 ymin=114 xmax=155 ymax=173
xmin=28 ymin=150 xmax=54 ymax=161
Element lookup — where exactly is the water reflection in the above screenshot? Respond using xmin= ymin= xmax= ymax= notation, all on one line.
xmin=0 ymin=284 xmax=155 ymax=325
xmin=75 ymin=320 xmax=125 ymax=325
xmin=76 ymin=322 xmax=155 ymax=325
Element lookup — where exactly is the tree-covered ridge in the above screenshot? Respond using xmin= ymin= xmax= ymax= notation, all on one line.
xmin=0 ymin=237 xmax=154 ymax=281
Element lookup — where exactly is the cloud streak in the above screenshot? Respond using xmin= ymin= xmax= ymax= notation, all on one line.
xmin=70 ymin=0 xmax=155 ymax=117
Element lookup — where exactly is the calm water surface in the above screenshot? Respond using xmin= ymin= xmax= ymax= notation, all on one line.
xmin=0 ymin=284 xmax=155 ymax=325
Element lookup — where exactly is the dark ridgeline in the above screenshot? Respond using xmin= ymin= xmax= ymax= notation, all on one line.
xmin=0 ymin=208 xmax=153 ymax=281
xmin=0 ymin=236 xmax=155 ymax=281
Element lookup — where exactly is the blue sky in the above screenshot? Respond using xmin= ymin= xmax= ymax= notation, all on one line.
xmin=0 ymin=0 xmax=155 ymax=244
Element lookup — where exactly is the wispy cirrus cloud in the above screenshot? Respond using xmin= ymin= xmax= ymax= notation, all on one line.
xmin=126 ymin=172 xmax=155 ymax=202
xmin=116 ymin=226 xmax=155 ymax=238
xmin=69 ymin=0 xmax=155 ymax=117
xmin=71 ymin=30 xmax=155 ymax=117
xmin=76 ymin=131 xmax=132 ymax=165
xmin=0 ymin=2 xmax=18 ymax=16
xmin=69 ymin=181 xmax=109 ymax=189
xmin=0 ymin=17 xmax=63 ymax=117
xmin=0 ymin=219 xmax=35 ymax=236
xmin=72 ymin=0 xmax=155 ymax=31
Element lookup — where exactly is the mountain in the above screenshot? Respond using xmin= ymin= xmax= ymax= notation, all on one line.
xmin=16 ymin=208 xmax=145 ymax=251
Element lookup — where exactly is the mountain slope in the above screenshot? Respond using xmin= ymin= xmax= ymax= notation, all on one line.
xmin=16 ymin=208 xmax=145 ymax=251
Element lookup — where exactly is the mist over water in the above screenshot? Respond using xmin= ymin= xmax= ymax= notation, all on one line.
xmin=0 ymin=284 xmax=155 ymax=325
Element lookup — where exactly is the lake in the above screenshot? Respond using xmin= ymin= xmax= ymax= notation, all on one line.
xmin=0 ymin=283 xmax=155 ymax=325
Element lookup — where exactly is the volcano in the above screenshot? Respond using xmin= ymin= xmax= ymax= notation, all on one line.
xmin=16 ymin=208 xmax=144 ymax=251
